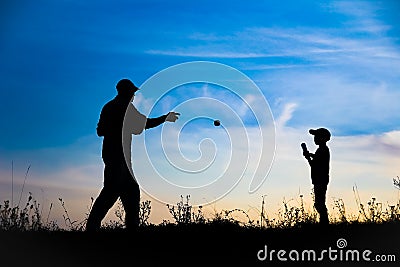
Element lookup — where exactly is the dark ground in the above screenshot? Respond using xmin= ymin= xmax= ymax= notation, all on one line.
xmin=1 ymin=222 xmax=399 ymax=267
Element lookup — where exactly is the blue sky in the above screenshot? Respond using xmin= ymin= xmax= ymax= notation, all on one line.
xmin=1 ymin=0 xmax=399 ymax=224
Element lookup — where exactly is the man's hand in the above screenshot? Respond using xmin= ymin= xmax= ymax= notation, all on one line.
xmin=166 ymin=112 xmax=180 ymax=122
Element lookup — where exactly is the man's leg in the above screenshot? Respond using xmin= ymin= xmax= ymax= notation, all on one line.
xmin=86 ymin=186 xmax=119 ymax=231
xmin=119 ymin=169 xmax=140 ymax=230
xmin=86 ymin=165 xmax=120 ymax=232
xmin=314 ymin=185 xmax=329 ymax=224
xmin=120 ymin=187 xmax=140 ymax=230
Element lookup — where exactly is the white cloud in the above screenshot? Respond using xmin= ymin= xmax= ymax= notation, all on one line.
xmin=133 ymin=92 xmax=155 ymax=113
xmin=327 ymin=1 xmax=391 ymax=35
xmin=145 ymin=49 xmax=277 ymax=59
xmin=146 ymin=0 xmax=400 ymax=75
xmin=255 ymin=68 xmax=400 ymax=136
xmin=275 ymin=102 xmax=298 ymax=129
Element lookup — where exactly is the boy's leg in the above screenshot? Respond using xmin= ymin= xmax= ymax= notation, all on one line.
xmin=314 ymin=184 xmax=329 ymax=224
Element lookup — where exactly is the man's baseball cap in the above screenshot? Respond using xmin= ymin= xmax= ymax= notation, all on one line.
xmin=309 ymin=127 xmax=331 ymax=141
xmin=116 ymin=78 xmax=139 ymax=94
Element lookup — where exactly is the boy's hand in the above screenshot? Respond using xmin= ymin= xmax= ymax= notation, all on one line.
xmin=301 ymin=143 xmax=309 ymax=158
xmin=305 ymin=152 xmax=315 ymax=159
xmin=166 ymin=112 xmax=180 ymax=122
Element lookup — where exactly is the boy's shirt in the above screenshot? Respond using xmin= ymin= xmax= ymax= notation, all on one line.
xmin=311 ymin=145 xmax=330 ymax=185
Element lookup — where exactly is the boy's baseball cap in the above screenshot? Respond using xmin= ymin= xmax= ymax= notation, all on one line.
xmin=309 ymin=127 xmax=331 ymax=141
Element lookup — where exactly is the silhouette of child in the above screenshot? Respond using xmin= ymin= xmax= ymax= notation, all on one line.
xmin=302 ymin=128 xmax=331 ymax=225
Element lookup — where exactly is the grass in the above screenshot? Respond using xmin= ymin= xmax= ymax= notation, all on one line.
xmin=3 ymin=163 xmax=398 ymax=232
xmin=1 ymin=177 xmax=399 ymax=231
xmin=0 ymin=175 xmax=399 ymax=266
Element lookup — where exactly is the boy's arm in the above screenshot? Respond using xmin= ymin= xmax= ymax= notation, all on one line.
xmin=301 ymin=143 xmax=313 ymax=166
xmin=304 ymin=152 xmax=313 ymax=166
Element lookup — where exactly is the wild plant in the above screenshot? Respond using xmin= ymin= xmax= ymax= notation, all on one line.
xmin=139 ymin=200 xmax=152 ymax=226
xmin=276 ymin=194 xmax=318 ymax=228
xmin=102 ymin=198 xmax=153 ymax=229
xmin=59 ymin=197 xmax=87 ymax=231
xmin=167 ymin=195 xmax=193 ymax=224
xmin=332 ymin=198 xmax=348 ymax=223
xmin=394 ymin=176 xmax=400 ymax=190
xmin=213 ymin=208 xmax=255 ymax=228
xmin=0 ymin=192 xmax=57 ymax=231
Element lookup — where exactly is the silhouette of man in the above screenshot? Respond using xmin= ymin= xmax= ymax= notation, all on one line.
xmin=86 ymin=78 xmax=180 ymax=231
xmin=302 ymin=127 xmax=331 ymax=225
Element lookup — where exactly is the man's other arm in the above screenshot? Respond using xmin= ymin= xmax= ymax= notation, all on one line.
xmin=96 ymin=105 xmax=109 ymax=137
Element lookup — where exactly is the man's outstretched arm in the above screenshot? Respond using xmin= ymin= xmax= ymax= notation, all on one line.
xmin=145 ymin=112 xmax=180 ymax=129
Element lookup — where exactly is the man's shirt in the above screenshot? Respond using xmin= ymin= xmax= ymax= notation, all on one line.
xmin=97 ymin=95 xmax=166 ymax=167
